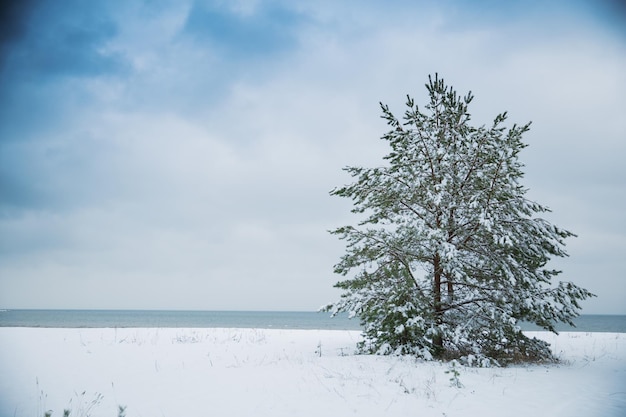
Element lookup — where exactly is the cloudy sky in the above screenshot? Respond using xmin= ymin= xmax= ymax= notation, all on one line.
xmin=0 ymin=0 xmax=624 ymax=313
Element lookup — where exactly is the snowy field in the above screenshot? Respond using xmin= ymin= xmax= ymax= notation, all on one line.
xmin=0 ymin=328 xmax=624 ymax=417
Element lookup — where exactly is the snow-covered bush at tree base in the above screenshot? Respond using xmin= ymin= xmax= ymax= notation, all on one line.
xmin=325 ymin=74 xmax=594 ymax=366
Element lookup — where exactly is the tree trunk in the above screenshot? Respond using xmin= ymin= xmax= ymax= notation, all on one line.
xmin=447 ymin=209 xmax=455 ymax=303
xmin=433 ymin=253 xmax=444 ymax=356
xmin=447 ymin=279 xmax=454 ymax=303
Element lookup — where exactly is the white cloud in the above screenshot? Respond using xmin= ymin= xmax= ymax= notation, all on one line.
xmin=1 ymin=0 xmax=624 ymax=313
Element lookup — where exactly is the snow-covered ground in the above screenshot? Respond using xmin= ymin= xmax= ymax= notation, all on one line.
xmin=0 ymin=328 xmax=624 ymax=417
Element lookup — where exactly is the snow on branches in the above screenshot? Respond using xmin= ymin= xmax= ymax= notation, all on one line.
xmin=325 ymin=74 xmax=594 ymax=365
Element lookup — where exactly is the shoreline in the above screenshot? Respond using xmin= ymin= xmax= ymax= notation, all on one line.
xmin=2 ymin=310 xmax=624 ymax=332
xmin=1 ymin=325 xmax=626 ymax=334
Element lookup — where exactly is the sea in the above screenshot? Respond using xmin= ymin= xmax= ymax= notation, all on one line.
xmin=0 ymin=310 xmax=625 ymax=332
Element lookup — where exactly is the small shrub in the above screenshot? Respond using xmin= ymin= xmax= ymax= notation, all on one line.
xmin=445 ymin=359 xmax=463 ymax=388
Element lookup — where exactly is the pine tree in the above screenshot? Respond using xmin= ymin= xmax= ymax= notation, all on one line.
xmin=326 ymin=74 xmax=594 ymax=365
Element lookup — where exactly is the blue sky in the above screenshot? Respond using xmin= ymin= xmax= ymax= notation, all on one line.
xmin=1 ymin=0 xmax=625 ymax=313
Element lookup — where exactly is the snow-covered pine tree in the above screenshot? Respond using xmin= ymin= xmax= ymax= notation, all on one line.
xmin=326 ymin=74 xmax=594 ymax=365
